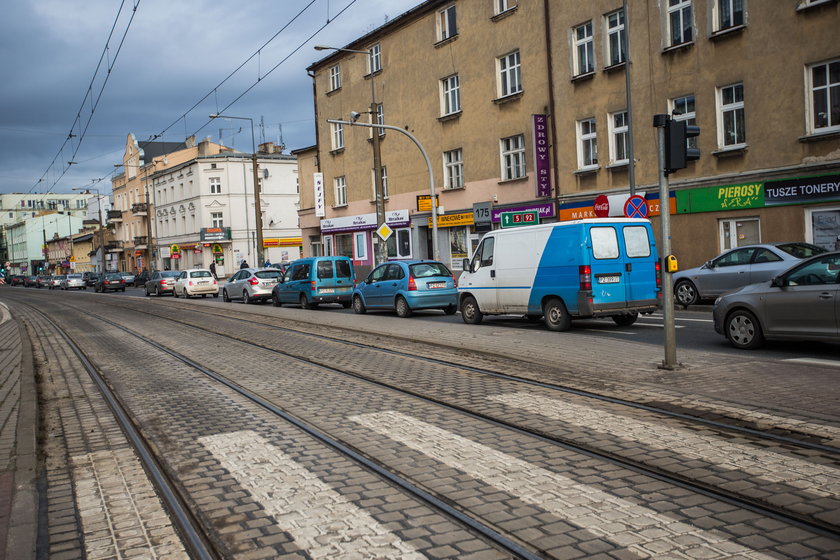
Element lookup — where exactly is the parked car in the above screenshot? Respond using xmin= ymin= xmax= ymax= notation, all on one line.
xmin=95 ymin=273 xmax=126 ymax=292
xmin=144 ymin=270 xmax=181 ymax=296
xmin=223 ymin=267 xmax=282 ymax=304
xmin=713 ymin=251 xmax=840 ymax=349
xmin=36 ymin=275 xmax=51 ymax=288
xmin=60 ymin=273 xmax=86 ymax=290
xmin=119 ymin=271 xmax=136 ymax=286
xmin=173 ymin=269 xmax=219 ymax=298
xmin=84 ymin=272 xmax=101 ymax=287
xmin=352 ymin=260 xmax=458 ymax=317
xmin=47 ymin=275 xmax=65 ymax=289
xmin=133 ymin=270 xmax=151 ymax=287
xmin=271 ymin=257 xmax=356 ymax=309
xmin=9 ymin=275 xmax=25 ymax=286
xmin=673 ymin=242 xmax=827 ymax=307
xmin=25 ymin=275 xmax=39 ymax=287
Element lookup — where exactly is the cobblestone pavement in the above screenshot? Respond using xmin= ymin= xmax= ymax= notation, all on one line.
xmin=0 ymin=289 xmax=839 ymax=559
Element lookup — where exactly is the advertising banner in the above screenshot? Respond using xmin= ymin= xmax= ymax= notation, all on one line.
xmin=764 ymin=173 xmax=840 ymax=206
xmin=314 ymin=172 xmax=325 ymax=217
xmin=532 ymin=114 xmax=551 ymax=198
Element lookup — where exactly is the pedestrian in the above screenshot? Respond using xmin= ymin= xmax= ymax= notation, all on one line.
xmin=209 ymin=262 xmax=217 ymax=279
xmin=240 ymin=260 xmax=249 ymax=269
xmin=263 ymin=259 xmax=271 ymax=268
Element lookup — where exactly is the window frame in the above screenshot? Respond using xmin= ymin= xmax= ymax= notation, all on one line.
xmin=334 ymin=176 xmax=347 ymax=207
xmin=328 ymin=64 xmax=341 ymax=91
xmin=712 ymin=0 xmax=745 ymax=32
xmin=443 ymin=148 xmax=465 ymax=190
xmin=605 ymin=9 xmax=626 ymax=67
xmin=807 ymin=58 xmax=840 ymax=134
xmin=497 ymin=50 xmax=522 ymax=98
xmin=441 ymin=74 xmax=461 ymax=116
xmin=371 ymin=166 xmax=389 ymax=200
xmin=608 ymin=110 xmax=629 ymax=165
xmin=495 ymin=0 xmax=514 ymax=15
xmin=330 ymin=122 xmax=344 ymax=151
xmin=353 ymin=231 xmax=367 ymax=260
xmin=437 ymin=5 xmax=457 ymax=41
xmin=210 ymin=211 xmax=224 ymax=228
xmin=209 ymin=177 xmax=221 ymax=194
xmin=499 ymin=134 xmax=526 ymax=181
xmin=666 ymin=0 xmax=694 ymax=47
xmin=367 ymin=44 xmax=382 ymax=74
xmin=577 ymin=118 xmax=598 ymax=170
xmin=572 ymin=21 xmax=595 ymax=76
xmin=717 ymin=82 xmax=746 ymax=149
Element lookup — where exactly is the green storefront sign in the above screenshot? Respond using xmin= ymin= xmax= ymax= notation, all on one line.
xmin=676 ymin=182 xmax=764 ymax=214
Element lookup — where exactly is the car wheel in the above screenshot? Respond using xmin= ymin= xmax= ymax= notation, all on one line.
xmin=543 ymin=298 xmax=571 ymax=332
xmin=443 ymin=304 xmax=457 ymax=315
xmin=460 ymin=295 xmax=483 ymax=325
xmin=352 ymin=295 xmax=366 ymax=314
xmin=674 ymin=279 xmax=699 ymax=307
xmin=725 ymin=309 xmax=765 ymax=349
xmin=222 ymin=289 xmax=230 ymax=302
xmin=242 ymin=291 xmax=251 ymax=304
xmin=612 ymin=312 xmax=639 ymax=327
xmin=395 ymin=296 xmax=412 ymax=318
xmin=145 ymin=287 xmax=151 ymax=297
xmin=174 ymin=289 xmax=179 ymax=298
xmin=272 ymin=293 xmax=282 ymax=307
xmin=299 ymin=294 xmax=311 ymax=310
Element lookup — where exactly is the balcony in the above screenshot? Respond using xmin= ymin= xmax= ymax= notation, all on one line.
xmin=133 ymin=236 xmax=148 ymax=249
xmin=105 ymin=240 xmax=124 ymax=253
xmin=131 ymin=202 xmax=148 ymax=216
xmin=107 ymin=209 xmax=123 ymax=222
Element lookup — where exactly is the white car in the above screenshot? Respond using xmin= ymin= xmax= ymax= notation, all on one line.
xmin=173 ymin=269 xmax=219 ymax=298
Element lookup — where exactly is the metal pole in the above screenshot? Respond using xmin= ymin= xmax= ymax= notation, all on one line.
xmin=624 ymin=0 xmax=636 ymax=195
xmin=369 ymin=75 xmax=386 ymax=265
xmin=654 ymin=114 xmax=677 ymax=370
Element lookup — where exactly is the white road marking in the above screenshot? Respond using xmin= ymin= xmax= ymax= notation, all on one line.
xmin=784 ymin=357 xmax=840 ymax=369
xmin=200 ymin=430 xmax=424 ymax=559
xmin=350 ymin=411 xmax=776 ymax=559
xmin=72 ymin=448 xmax=188 ymax=559
xmin=649 ymin=313 xmax=714 ymax=323
xmin=489 ymin=392 xmax=840 ymax=497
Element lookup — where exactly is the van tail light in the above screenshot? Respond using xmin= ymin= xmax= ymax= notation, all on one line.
xmin=579 ymin=265 xmax=592 ymax=291
xmin=310 ymin=281 xmax=316 ymax=292
xmin=407 ymin=275 xmax=417 ymax=291
xmin=248 ymin=277 xmax=259 ymax=286
xmin=451 ymin=274 xmax=457 ymax=288
xmin=655 ymin=261 xmax=662 ymax=290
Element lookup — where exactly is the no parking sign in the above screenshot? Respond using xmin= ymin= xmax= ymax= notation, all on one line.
xmin=624 ymin=195 xmax=648 ymax=218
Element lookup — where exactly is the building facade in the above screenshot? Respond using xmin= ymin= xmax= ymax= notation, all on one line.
xmin=301 ymin=0 xmax=840 ymax=274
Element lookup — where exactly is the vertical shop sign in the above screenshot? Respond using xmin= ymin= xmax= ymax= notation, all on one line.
xmin=314 ymin=172 xmax=325 ymax=217
xmin=532 ymin=114 xmax=551 ymax=198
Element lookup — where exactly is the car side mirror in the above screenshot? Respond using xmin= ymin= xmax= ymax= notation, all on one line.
xmin=462 ymin=258 xmax=471 ymax=272
xmin=771 ymin=276 xmax=786 ymax=288
xmin=703 ymin=260 xmax=713 ymax=269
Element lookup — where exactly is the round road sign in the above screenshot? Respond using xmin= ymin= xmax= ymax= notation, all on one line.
xmin=624 ymin=195 xmax=648 ymax=218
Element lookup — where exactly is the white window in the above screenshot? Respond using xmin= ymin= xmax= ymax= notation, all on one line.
xmin=573 ymin=22 xmax=594 ymax=75
xmin=808 ymin=59 xmax=840 ymax=133
xmin=495 ymin=0 xmax=513 ymax=15
xmin=368 ymin=44 xmax=381 ymax=74
xmin=328 ymin=64 xmax=341 ymax=91
xmin=577 ymin=118 xmax=598 ymax=168
xmin=441 ymin=74 xmax=461 ymax=115
xmin=608 ymin=111 xmax=629 ymax=165
xmin=211 ymin=212 xmax=223 ymax=228
xmin=375 ymin=103 xmax=385 ymax=137
xmin=330 ymin=122 xmax=344 ymax=150
xmin=714 ymin=0 xmax=744 ymax=31
xmin=443 ymin=149 xmax=464 ymax=189
xmin=719 ymin=217 xmax=759 ymax=250
xmin=670 ymin=94 xmax=698 ymax=149
xmin=606 ymin=10 xmax=626 ymax=66
xmin=718 ymin=83 xmax=745 ymax=148
xmin=497 ymin=50 xmax=522 ymax=97
xmin=386 ymin=228 xmax=412 ymax=259
xmin=371 ymin=166 xmax=389 ymax=200
xmin=438 ymin=5 xmax=457 ymax=41
xmin=667 ymin=0 xmax=693 ymax=46
xmin=500 ymin=134 xmax=526 ymax=180
xmin=354 ymin=231 xmax=367 ymax=260
xmin=334 ymin=176 xmax=347 ymax=206
xmin=209 ymin=177 xmax=221 ymax=194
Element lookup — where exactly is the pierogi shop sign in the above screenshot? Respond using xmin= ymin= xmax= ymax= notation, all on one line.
xmin=764 ymin=174 xmax=840 ymax=206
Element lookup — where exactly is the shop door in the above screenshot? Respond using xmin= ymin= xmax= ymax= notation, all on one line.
xmin=719 ymin=218 xmax=759 ymax=250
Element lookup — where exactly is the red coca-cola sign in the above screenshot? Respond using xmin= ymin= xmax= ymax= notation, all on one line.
xmin=593 ymin=195 xmax=610 ymax=217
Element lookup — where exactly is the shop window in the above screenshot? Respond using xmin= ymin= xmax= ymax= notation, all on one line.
xmin=808 ymin=207 xmax=840 ymax=250
xmin=719 ymin=217 xmax=759 ymax=250
xmin=354 ymin=231 xmax=368 ymax=260
xmin=335 ymin=233 xmax=353 ymax=258
xmin=386 ymin=228 xmax=412 ymax=259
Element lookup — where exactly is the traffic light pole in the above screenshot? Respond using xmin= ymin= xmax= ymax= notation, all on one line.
xmin=654 ymin=114 xmax=678 ymax=370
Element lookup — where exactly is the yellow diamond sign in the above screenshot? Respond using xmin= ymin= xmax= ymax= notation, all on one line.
xmin=376 ymin=223 xmax=393 ymax=241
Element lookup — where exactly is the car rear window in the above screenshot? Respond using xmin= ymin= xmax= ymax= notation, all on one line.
xmin=409 ymin=262 xmax=451 ymax=278
xmin=255 ymin=270 xmax=282 ymax=279
xmin=191 ymin=271 xmax=212 ymax=278
xmin=590 ymin=227 xmax=620 ymax=259
xmin=622 ymin=226 xmax=651 ymax=258
xmin=777 ymin=243 xmax=828 ymax=259
xmin=335 ymin=260 xmax=352 ymax=279
xmin=317 ymin=260 xmax=334 ymax=279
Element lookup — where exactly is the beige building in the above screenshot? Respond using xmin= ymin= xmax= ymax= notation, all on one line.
xmin=302 ymin=0 xmax=840 ymax=274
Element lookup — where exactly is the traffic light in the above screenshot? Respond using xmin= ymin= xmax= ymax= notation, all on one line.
xmin=664 ymin=119 xmax=700 ymax=174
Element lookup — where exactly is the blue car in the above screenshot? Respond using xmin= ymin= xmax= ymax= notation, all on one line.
xmin=352 ymin=260 xmax=458 ymax=317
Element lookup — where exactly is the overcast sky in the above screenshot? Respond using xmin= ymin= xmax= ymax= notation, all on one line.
xmin=0 ymin=0 xmax=421 ymax=196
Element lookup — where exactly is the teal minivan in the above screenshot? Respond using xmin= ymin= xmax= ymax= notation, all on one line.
xmin=271 ymin=256 xmax=356 ymax=309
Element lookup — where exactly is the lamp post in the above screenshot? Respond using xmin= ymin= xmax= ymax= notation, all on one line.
xmin=209 ymin=114 xmax=265 ymax=266
xmin=72 ymin=187 xmax=105 ymax=273
xmin=315 ymin=45 xmax=386 ymax=265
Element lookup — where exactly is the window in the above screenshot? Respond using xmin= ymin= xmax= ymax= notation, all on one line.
xmin=500 ymin=134 xmax=526 ymax=180
xmin=354 ymin=232 xmax=367 ymax=260
xmin=591 ymin=227 xmax=620 ymax=259
xmin=667 ymin=0 xmax=693 ymax=46
xmin=209 ymin=177 xmax=221 ymax=194
xmin=369 ymin=103 xmax=385 ymax=138
xmin=670 ymin=94 xmax=698 ymax=149
xmin=623 ymin=226 xmax=652 ymax=258
xmin=573 ymin=22 xmax=594 ymax=75
xmin=329 ymin=64 xmax=341 ymax=91
xmin=211 ymin=212 xmax=223 ymax=228
xmin=443 ymin=148 xmax=464 ymax=189
xmin=495 ymin=0 xmax=513 ymax=15
xmin=331 ymin=122 xmax=344 ymax=150
xmin=441 ymin=74 xmax=461 ymax=115
xmin=386 ymin=228 xmax=412 ymax=259
xmin=719 ymin=217 xmax=759 ymax=249
xmin=718 ymin=83 xmax=745 ymax=148
xmin=335 ymin=234 xmax=353 ymax=258
xmin=807 ymin=207 xmax=840 ymax=250
xmin=438 ymin=5 xmax=457 ymax=41
xmin=714 ymin=0 xmax=744 ymax=31
xmin=368 ymin=44 xmax=381 ymax=74
xmin=606 ymin=10 xmax=626 ymax=66
xmin=497 ymin=50 xmax=522 ymax=97
xmin=577 ymin=118 xmax=598 ymax=168
xmin=608 ymin=111 xmax=629 ymax=165
xmin=334 ymin=176 xmax=347 ymax=206
xmin=470 ymin=236 xmax=495 ymax=271
xmin=808 ymin=59 xmax=840 ymax=133
xmin=371 ymin=166 xmax=389 ymax=200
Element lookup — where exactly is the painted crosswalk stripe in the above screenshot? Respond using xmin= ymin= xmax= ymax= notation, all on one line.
xmin=489 ymin=392 xmax=840 ymax=498
xmin=200 ymin=430 xmax=424 ymax=559
xmin=350 ymin=411 xmax=776 ymax=559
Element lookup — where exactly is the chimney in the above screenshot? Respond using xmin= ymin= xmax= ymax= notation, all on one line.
xmin=258 ymin=142 xmax=276 ymax=154
xmin=198 ymin=137 xmax=213 ymax=156
xmin=185 ymin=135 xmax=196 ymax=148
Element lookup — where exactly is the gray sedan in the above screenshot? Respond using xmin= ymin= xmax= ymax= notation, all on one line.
xmin=673 ymin=242 xmax=826 ymax=307
xmin=60 ymin=273 xmax=86 ymax=290
xmin=713 ymin=251 xmax=840 ymax=349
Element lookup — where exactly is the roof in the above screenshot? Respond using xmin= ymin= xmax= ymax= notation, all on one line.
xmin=138 ymin=141 xmax=187 ymax=164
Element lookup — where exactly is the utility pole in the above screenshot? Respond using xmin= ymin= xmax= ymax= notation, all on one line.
xmin=654 ymin=114 xmax=677 ymax=370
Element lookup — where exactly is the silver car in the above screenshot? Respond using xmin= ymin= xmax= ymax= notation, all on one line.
xmin=223 ymin=267 xmax=282 ymax=304
xmin=60 ymin=273 xmax=86 ymax=290
xmin=713 ymin=251 xmax=840 ymax=349
xmin=673 ymin=242 xmax=827 ymax=307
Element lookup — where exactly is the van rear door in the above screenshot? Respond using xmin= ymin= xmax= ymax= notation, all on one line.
xmin=588 ymin=225 xmax=630 ymax=309
xmin=620 ymin=224 xmax=658 ymax=305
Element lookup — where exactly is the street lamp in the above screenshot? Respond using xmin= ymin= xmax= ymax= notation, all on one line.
xmin=314 ymin=45 xmax=386 ymax=265
xmin=209 ymin=113 xmax=265 ymax=266
xmin=72 ymin=186 xmax=105 ymax=273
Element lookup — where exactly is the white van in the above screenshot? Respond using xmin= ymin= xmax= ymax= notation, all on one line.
xmin=457 ymin=218 xmax=661 ymax=331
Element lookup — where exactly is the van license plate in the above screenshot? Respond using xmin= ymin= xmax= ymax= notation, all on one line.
xmin=427 ymin=282 xmax=446 ymax=289
xmin=598 ymin=276 xmax=620 ymax=284
xmin=320 ymin=288 xmax=335 ymax=294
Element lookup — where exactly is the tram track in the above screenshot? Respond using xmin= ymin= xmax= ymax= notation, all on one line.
xmin=36 ymin=297 xmax=840 ymax=545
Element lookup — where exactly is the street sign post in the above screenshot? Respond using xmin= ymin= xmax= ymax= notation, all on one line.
xmin=500 ymin=211 xmax=539 ymax=228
